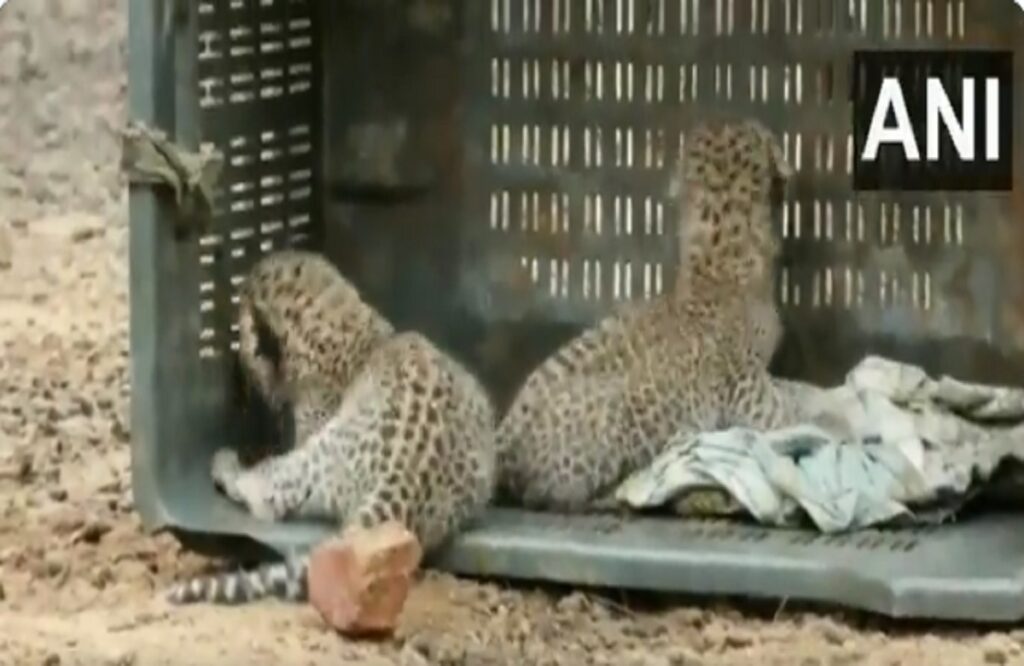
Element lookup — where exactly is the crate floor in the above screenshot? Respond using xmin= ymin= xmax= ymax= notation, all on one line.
xmin=170 ymin=475 xmax=1024 ymax=622
xmin=431 ymin=508 xmax=1024 ymax=623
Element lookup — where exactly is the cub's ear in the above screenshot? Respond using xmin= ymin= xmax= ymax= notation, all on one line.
xmin=744 ymin=119 xmax=793 ymax=180
xmin=769 ymin=135 xmax=794 ymax=180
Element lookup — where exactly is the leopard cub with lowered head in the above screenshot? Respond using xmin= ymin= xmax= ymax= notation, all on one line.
xmin=166 ymin=250 xmax=496 ymax=605
xmin=496 ymin=118 xmax=799 ymax=512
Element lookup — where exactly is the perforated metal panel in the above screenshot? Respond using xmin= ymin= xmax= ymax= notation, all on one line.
xmin=460 ymin=0 xmax=1024 ymax=387
xmin=127 ymin=0 xmax=326 ymax=554
xmin=193 ymin=0 xmax=322 ymax=362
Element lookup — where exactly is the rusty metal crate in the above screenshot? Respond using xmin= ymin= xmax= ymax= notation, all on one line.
xmin=127 ymin=0 xmax=1024 ymax=621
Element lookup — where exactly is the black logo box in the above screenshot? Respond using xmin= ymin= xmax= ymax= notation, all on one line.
xmin=852 ymin=50 xmax=1014 ymax=192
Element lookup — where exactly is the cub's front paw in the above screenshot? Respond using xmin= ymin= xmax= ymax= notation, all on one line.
xmin=210 ymin=448 xmax=243 ymax=495
xmin=232 ymin=472 xmax=282 ymax=521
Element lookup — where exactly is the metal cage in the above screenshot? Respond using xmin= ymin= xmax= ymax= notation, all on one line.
xmin=128 ymin=0 xmax=1024 ymax=621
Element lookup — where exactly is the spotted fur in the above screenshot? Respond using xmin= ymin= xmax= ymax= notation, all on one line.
xmin=495 ymin=118 xmax=799 ymax=511
xmin=166 ymin=250 xmax=497 ymax=605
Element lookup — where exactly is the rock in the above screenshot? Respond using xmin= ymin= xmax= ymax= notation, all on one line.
xmin=72 ymin=520 xmax=111 ymax=545
xmin=70 ymin=226 xmax=100 ymax=243
xmin=91 ymin=565 xmax=114 ymax=590
xmin=97 ymin=480 xmax=121 ymax=494
xmin=51 ymin=511 xmax=85 ymax=537
xmin=16 ymin=457 xmax=33 ymax=484
xmin=42 ymin=557 xmax=65 ymax=579
xmin=307 ymin=521 xmax=423 ymax=637
xmin=723 ymin=633 xmax=754 ymax=649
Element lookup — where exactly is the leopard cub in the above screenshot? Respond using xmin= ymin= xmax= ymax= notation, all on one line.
xmin=495 ymin=118 xmax=798 ymax=512
xmin=166 ymin=250 xmax=496 ymax=605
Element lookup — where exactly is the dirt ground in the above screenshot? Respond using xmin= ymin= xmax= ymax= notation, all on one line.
xmin=1 ymin=1 xmax=1024 ymax=664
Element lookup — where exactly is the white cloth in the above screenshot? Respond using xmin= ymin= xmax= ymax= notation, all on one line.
xmin=615 ymin=356 xmax=1024 ymax=532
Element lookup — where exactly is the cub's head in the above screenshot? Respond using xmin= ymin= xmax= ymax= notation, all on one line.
xmin=236 ymin=250 xmax=389 ymax=409
xmin=668 ymin=119 xmax=793 ymax=287
xmin=671 ymin=119 xmax=793 ymax=199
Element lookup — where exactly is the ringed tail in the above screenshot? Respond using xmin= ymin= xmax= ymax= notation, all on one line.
xmin=165 ymin=554 xmax=310 ymax=605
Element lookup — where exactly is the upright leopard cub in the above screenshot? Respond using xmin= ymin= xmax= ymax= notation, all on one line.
xmin=166 ymin=250 xmax=496 ymax=604
xmin=496 ymin=118 xmax=797 ymax=511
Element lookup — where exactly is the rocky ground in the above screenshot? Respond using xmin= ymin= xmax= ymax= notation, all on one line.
xmin=1 ymin=1 xmax=1024 ymax=664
